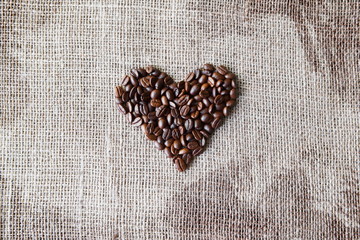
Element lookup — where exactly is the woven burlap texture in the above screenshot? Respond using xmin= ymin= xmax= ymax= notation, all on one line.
xmin=1 ymin=0 xmax=359 ymax=239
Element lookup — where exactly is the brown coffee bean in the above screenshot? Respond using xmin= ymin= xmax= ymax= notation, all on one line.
xmin=199 ymin=90 xmax=210 ymax=98
xmin=153 ymin=127 xmax=163 ymax=136
xmin=146 ymin=122 xmax=155 ymax=134
xmin=172 ymin=128 xmax=180 ymax=139
xmin=190 ymin=111 xmax=199 ymax=119
xmin=176 ymin=95 xmax=190 ymax=106
xmin=192 ymin=147 xmax=204 ymax=156
xmin=150 ymin=89 xmax=160 ymax=99
xmin=120 ymin=76 xmax=130 ymax=87
xmin=198 ymin=75 xmax=208 ymax=84
xmin=184 ymin=119 xmax=194 ymax=131
xmin=194 ymin=69 xmax=201 ymax=79
xmin=173 ymin=140 xmax=182 ymax=149
xmin=180 ymin=135 xmax=187 ymax=146
xmin=203 ymin=63 xmax=215 ymax=71
xmin=164 ymin=76 xmax=174 ymax=85
xmin=164 ymin=147 xmax=173 ymax=158
xmin=126 ymin=102 xmax=133 ymax=112
xmin=202 ymin=98 xmax=211 ymax=107
xmin=130 ymin=75 xmax=139 ymax=87
xmin=165 ymin=90 xmax=174 ymax=100
xmin=179 ymin=125 xmax=185 ymax=135
xmin=185 ymin=72 xmax=195 ymax=82
xmin=158 ymin=118 xmax=167 ymax=129
xmin=155 ymin=141 xmax=165 ymax=150
xmin=223 ymin=78 xmax=232 ymax=88
xmin=165 ymin=138 xmax=174 ymax=147
xmin=174 ymin=118 xmax=184 ymax=126
xmin=146 ymin=134 xmax=157 ymax=141
xmin=183 ymin=154 xmax=193 ymax=164
xmin=208 ymin=104 xmax=215 ymax=114
xmin=200 ymin=130 xmax=210 ymax=138
xmin=225 ymin=72 xmax=235 ymax=79
xmin=115 ymin=97 xmax=123 ymax=104
xmin=213 ymin=111 xmax=224 ymax=118
xmin=185 ymin=133 xmax=194 ymax=142
xmin=126 ymin=112 xmax=134 ymax=123
xmin=148 ymin=111 xmax=157 ymax=121
xmin=124 ymin=84 xmax=132 ymax=92
xmin=200 ymin=113 xmax=213 ymax=123
xmin=145 ymin=66 xmax=154 ymax=74
xmin=223 ymin=106 xmax=229 ymax=116
xmin=203 ymin=124 xmax=214 ymax=134
xmin=118 ymin=104 xmax=127 ymax=114
xmin=161 ymin=95 xmax=169 ymax=105
xmin=155 ymin=78 xmax=164 ymax=89
xmin=141 ymin=92 xmax=150 ymax=102
xmin=114 ymin=86 xmax=124 ymax=98
xmin=230 ymin=88 xmax=236 ymax=99
xmin=169 ymin=101 xmax=176 ymax=108
xmin=192 ymin=130 xmax=202 ymax=140
xmin=121 ymin=91 xmax=129 ymax=102
xmin=194 ymin=119 xmax=203 ymax=130
xmin=197 ymin=102 xmax=204 ymax=111
xmin=226 ymin=100 xmax=236 ymax=107
xmin=212 ymin=72 xmax=225 ymax=80
xmin=156 ymin=105 xmax=168 ymax=117
xmin=174 ymin=157 xmax=186 ymax=172
xmin=140 ymin=104 xmax=149 ymax=115
xmin=186 ymin=98 xmax=194 ymax=106
xmin=208 ymin=77 xmax=215 ymax=87
xmin=157 ymin=136 xmax=164 ymax=144
xmin=215 ymin=80 xmax=223 ymax=88
xmin=171 ymin=144 xmax=179 ymax=155
xmin=140 ymin=78 xmax=150 ymax=88
xmin=166 ymin=113 xmax=173 ymax=125
xmin=180 ymin=105 xmax=190 ymax=117
xmin=171 ymin=108 xmax=179 ymax=118
xmin=150 ymin=99 xmax=161 ymax=107
xmin=211 ymin=117 xmax=222 ymax=129
xmin=179 ymin=148 xmax=190 ymax=155
xmin=141 ymin=123 xmax=148 ymax=134
xmin=129 ymin=86 xmax=136 ymax=98
xmin=215 ymin=103 xmax=226 ymax=111
xmin=130 ymin=69 xmax=140 ymax=78
xmin=132 ymin=117 xmax=143 ymax=126
xmin=214 ymin=95 xmax=224 ymax=105
xmin=187 ymin=141 xmax=199 ymax=150
xmin=142 ymin=115 xmax=149 ymax=123
xmin=190 ymin=84 xmax=201 ymax=96
xmin=216 ymin=65 xmax=228 ymax=75
xmin=158 ymin=72 xmax=167 ymax=79
xmin=148 ymin=76 xmax=157 ymax=87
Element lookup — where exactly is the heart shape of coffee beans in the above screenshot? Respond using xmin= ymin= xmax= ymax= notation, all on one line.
xmin=115 ymin=64 xmax=237 ymax=172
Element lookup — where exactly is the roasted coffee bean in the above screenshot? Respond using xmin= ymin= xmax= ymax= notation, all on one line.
xmin=216 ymin=65 xmax=228 ymax=75
xmin=190 ymin=84 xmax=201 ymax=96
xmin=129 ymin=75 xmax=138 ymax=87
xmin=148 ymin=111 xmax=157 ymax=120
xmin=190 ymin=111 xmax=199 ymax=119
xmin=215 ymin=103 xmax=226 ymax=111
xmin=122 ymin=91 xmax=129 ymax=102
xmin=197 ymin=102 xmax=204 ymax=111
xmin=158 ymin=72 xmax=167 ymax=79
xmin=212 ymin=72 xmax=225 ymax=80
xmin=194 ymin=69 xmax=201 ymax=79
xmin=184 ymin=119 xmax=194 ymax=131
xmin=203 ymin=124 xmax=213 ymax=134
xmin=149 ymin=76 xmax=157 ymax=87
xmin=179 ymin=148 xmax=190 ymax=155
xmin=230 ymin=89 xmax=236 ymax=99
xmin=180 ymin=135 xmax=187 ymax=146
xmin=203 ymin=63 xmax=215 ymax=71
xmin=174 ymin=157 xmax=186 ymax=172
xmin=185 ymin=133 xmax=194 ymax=142
xmin=183 ymin=154 xmax=193 ymax=164
xmin=200 ymin=130 xmax=210 ymax=138
xmin=133 ymin=104 xmax=140 ymax=116
xmin=226 ymin=100 xmax=236 ymax=107
xmin=223 ymin=78 xmax=232 ymax=88
xmin=151 ymin=68 xmax=161 ymax=77
xmin=208 ymin=104 xmax=215 ymax=114
xmin=231 ymin=79 xmax=236 ymax=88
xmin=150 ymin=99 xmax=161 ymax=108
xmin=198 ymin=75 xmax=208 ymax=84
xmin=172 ymin=128 xmax=180 ymax=139
xmin=200 ymin=113 xmax=213 ymax=123
xmin=171 ymin=144 xmax=179 ymax=155
xmin=155 ymin=141 xmax=165 ymax=150
xmin=156 ymin=105 xmax=168 ymax=117
xmin=145 ymin=66 xmax=153 ymax=74
xmin=158 ymin=118 xmax=167 ymax=129
xmin=202 ymin=98 xmax=211 ymax=107
xmin=186 ymin=98 xmax=194 ymax=106
xmin=199 ymin=90 xmax=210 ymax=98
xmin=142 ymin=115 xmax=149 ymax=123
xmin=140 ymin=78 xmax=150 ymax=88
xmin=215 ymin=80 xmax=223 ymax=88
xmin=126 ymin=112 xmax=134 ymax=123
xmin=166 ymin=113 xmax=173 ymax=125
xmin=165 ymin=90 xmax=175 ymax=100
xmin=171 ymin=108 xmax=179 ymax=118
xmin=121 ymin=76 xmax=130 ymax=86
xmin=176 ymin=95 xmax=190 ymax=106
xmin=118 ymin=104 xmax=127 ymax=114
xmin=211 ymin=117 xmax=222 ymax=129
xmin=160 ymin=95 xmax=169 ymax=105
xmin=174 ymin=117 xmax=184 ymax=126
xmin=192 ymin=147 xmax=204 ymax=156
xmin=115 ymin=86 xmax=124 ymax=98
xmin=155 ymin=78 xmax=164 ymax=89
xmin=150 ymin=89 xmax=161 ymax=99
xmin=173 ymin=139 xmax=182 ymax=149
xmin=164 ymin=147 xmax=173 ymax=158
xmin=132 ymin=117 xmax=143 ymax=126
xmin=185 ymin=72 xmax=195 ymax=82
xmin=153 ymin=127 xmax=163 ymax=136
xmin=115 ymin=97 xmax=123 ymax=104
xmin=213 ymin=111 xmax=224 ymax=118
xmin=146 ymin=134 xmax=157 ymax=141
xmin=223 ymin=106 xmax=229 ymax=116
xmin=208 ymin=77 xmax=216 ymax=87
xmin=130 ymin=69 xmax=140 ymax=78
xmin=126 ymin=102 xmax=133 ymax=112
xmin=140 ymin=104 xmax=149 ymax=115
xmin=214 ymin=95 xmax=224 ymax=105
xmin=180 ymin=105 xmax=190 ymax=117
xmin=169 ymin=101 xmax=176 ymax=108
xmin=178 ymin=125 xmax=185 ymax=135
xmin=187 ymin=141 xmax=199 ymax=150
xmin=165 ymin=138 xmax=174 ymax=147
xmin=141 ymin=92 xmax=150 ymax=101
xmin=192 ymin=129 xmax=202 ymax=141
xmin=225 ymin=72 xmax=235 ymax=79
xmin=146 ymin=122 xmax=155 ymax=134
xmin=157 ymin=136 xmax=164 ymax=144
xmin=164 ymin=76 xmax=174 ymax=85
xmin=194 ymin=119 xmax=203 ymax=130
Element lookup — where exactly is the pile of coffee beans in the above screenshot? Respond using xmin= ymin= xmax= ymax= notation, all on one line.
xmin=115 ymin=64 xmax=237 ymax=172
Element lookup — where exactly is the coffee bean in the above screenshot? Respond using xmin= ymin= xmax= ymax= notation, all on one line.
xmin=190 ymin=111 xmax=199 ymax=119
xmin=185 ymin=133 xmax=194 ymax=142
xmin=146 ymin=122 xmax=155 ymax=134
xmin=172 ymin=128 xmax=180 ymax=139
xmin=142 ymin=115 xmax=149 ymax=123
xmin=150 ymin=99 xmax=161 ymax=108
xmin=132 ymin=117 xmax=143 ymax=126
xmin=171 ymin=144 xmax=179 ymax=155
xmin=223 ymin=78 xmax=232 ymax=88
xmin=126 ymin=102 xmax=133 ymax=112
xmin=179 ymin=125 xmax=185 ymax=135
xmin=155 ymin=78 xmax=164 ymax=89
xmin=173 ymin=140 xmax=182 ymax=149
xmin=214 ymin=95 xmax=224 ymax=105
xmin=153 ymin=127 xmax=163 ymax=136
xmin=202 ymin=98 xmax=211 ymax=107
xmin=150 ymin=89 xmax=160 ymax=99
xmin=164 ymin=76 xmax=174 ymax=85
xmin=192 ymin=147 xmax=204 ymax=156
xmin=149 ymin=76 xmax=157 ymax=88
xmin=192 ymin=130 xmax=202 ymax=141
xmin=225 ymin=72 xmax=235 ymax=79
xmin=164 ymin=147 xmax=173 ymax=158
xmin=216 ymin=65 xmax=228 ymax=75
xmin=176 ymin=95 xmax=190 ymax=106
xmin=200 ymin=130 xmax=210 ymax=138
xmin=187 ymin=141 xmax=199 ymax=150
xmin=215 ymin=103 xmax=226 ymax=111
xmin=130 ymin=75 xmax=139 ymax=87
xmin=140 ymin=78 xmax=150 ymax=88
xmin=158 ymin=118 xmax=167 ymax=129
xmin=169 ymin=101 xmax=177 ymax=108
xmin=121 ymin=75 xmax=130 ymax=86
xmin=155 ymin=141 xmax=165 ymax=150
xmin=184 ymin=119 xmax=194 ymax=131
xmin=194 ymin=119 xmax=203 ymax=130
xmin=140 ymin=104 xmax=149 ymax=115
xmin=198 ymin=75 xmax=208 ymax=84
xmin=208 ymin=77 xmax=216 ymax=87
xmin=118 ymin=104 xmax=127 ymax=114
xmin=203 ymin=124 xmax=214 ymax=134
xmin=180 ymin=105 xmax=190 ymax=117
xmin=126 ymin=112 xmax=134 ymax=123
xmin=212 ymin=72 xmax=225 ymax=80
xmin=146 ymin=134 xmax=157 ymax=141
xmin=164 ymin=90 xmax=174 ymax=101
xmin=185 ymin=72 xmax=195 ymax=82
xmin=122 ymin=91 xmax=129 ymax=102
xmin=183 ymin=154 xmax=193 ymax=164
xmin=166 ymin=113 xmax=173 ymax=125
xmin=158 ymin=72 xmax=167 ymax=79
xmin=230 ymin=89 xmax=236 ymax=99
xmin=226 ymin=100 xmax=236 ymax=107
xmin=213 ymin=111 xmax=224 ymax=118
xmin=215 ymin=80 xmax=223 ymax=88
xmin=165 ymin=139 xmax=174 ymax=147
xmin=200 ymin=113 xmax=213 ymax=123
xmin=156 ymin=105 xmax=168 ymax=117
xmin=174 ymin=117 xmax=184 ymax=126
xmin=130 ymin=69 xmax=140 ymax=78
xmin=180 ymin=135 xmax=187 ymax=146
xmin=211 ymin=117 xmax=222 ymax=129
xmin=179 ymin=148 xmax=190 ymax=155
xmin=174 ymin=157 xmax=186 ymax=172
xmin=203 ymin=63 xmax=215 ymax=71
xmin=171 ymin=108 xmax=179 ymax=118
xmin=148 ymin=111 xmax=157 ymax=121
xmin=151 ymin=68 xmax=161 ymax=77
xmin=208 ymin=104 xmax=215 ymax=114
xmin=115 ymin=86 xmax=124 ymax=98
xmin=194 ymin=69 xmax=201 ymax=79
xmin=199 ymin=90 xmax=210 ymax=98
xmin=223 ymin=106 xmax=229 ymax=116
xmin=157 ymin=136 xmax=164 ymax=144
xmin=190 ymin=84 xmax=201 ymax=96
xmin=161 ymin=95 xmax=169 ymax=105
xmin=141 ymin=92 xmax=150 ymax=102
xmin=145 ymin=66 xmax=153 ymax=74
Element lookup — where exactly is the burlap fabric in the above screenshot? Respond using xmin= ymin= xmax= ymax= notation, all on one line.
xmin=1 ymin=0 xmax=359 ymax=239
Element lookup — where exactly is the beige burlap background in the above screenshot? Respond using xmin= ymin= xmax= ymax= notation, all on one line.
xmin=1 ymin=0 xmax=359 ymax=239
